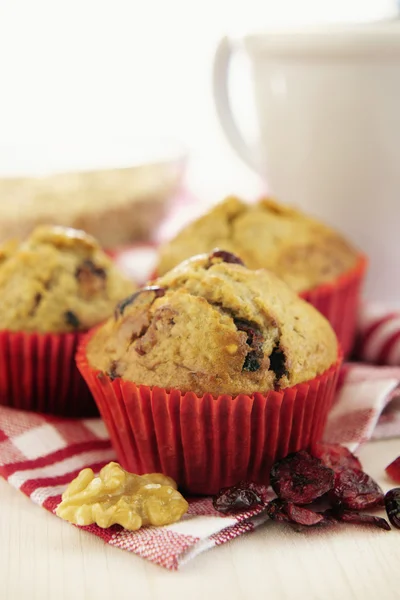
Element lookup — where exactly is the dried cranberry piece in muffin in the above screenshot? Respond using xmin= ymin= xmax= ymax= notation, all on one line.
xmin=115 ymin=286 xmax=166 ymax=318
xmin=234 ymin=319 xmax=264 ymax=373
xmin=313 ymin=443 xmax=362 ymax=472
xmin=330 ymin=469 xmax=384 ymax=511
xmin=64 ymin=310 xmax=80 ymax=329
xmin=384 ymin=488 xmax=400 ymax=529
xmin=233 ymin=317 xmax=288 ymax=381
xmin=209 ymin=249 xmax=245 ymax=266
xmin=270 ymin=450 xmax=335 ymax=504
xmin=269 ymin=343 xmax=289 ymax=382
xmin=385 ymin=456 xmax=400 ymax=484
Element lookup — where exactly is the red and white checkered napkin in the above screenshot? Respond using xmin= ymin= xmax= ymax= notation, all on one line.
xmin=357 ymin=303 xmax=400 ymax=366
xmin=0 ymin=353 xmax=399 ymax=570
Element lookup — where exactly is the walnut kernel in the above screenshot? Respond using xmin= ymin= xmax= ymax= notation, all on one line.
xmin=56 ymin=462 xmax=188 ymax=530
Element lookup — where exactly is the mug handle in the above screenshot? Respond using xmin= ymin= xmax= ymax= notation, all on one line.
xmin=212 ymin=36 xmax=260 ymax=174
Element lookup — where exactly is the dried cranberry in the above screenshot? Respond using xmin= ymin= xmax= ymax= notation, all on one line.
xmin=115 ymin=286 xmax=166 ymax=318
xmin=234 ymin=319 xmax=264 ymax=373
xmin=233 ymin=319 xmax=261 ymax=342
xmin=270 ymin=450 xmax=335 ymax=505
xmin=242 ymin=354 xmax=261 ymax=372
xmin=327 ymin=509 xmax=390 ymax=531
xmin=213 ymin=481 xmax=266 ymax=514
xmin=384 ymin=488 xmax=400 ymax=529
xmin=269 ymin=344 xmax=288 ymax=382
xmin=285 ymin=503 xmax=325 ymax=526
xmin=320 ymin=509 xmax=339 ymax=525
xmin=265 ymin=499 xmax=290 ymax=522
xmin=266 ymin=499 xmax=324 ymax=526
xmin=244 ymin=481 xmax=270 ymax=503
xmin=209 ymin=249 xmax=244 ymax=266
xmin=385 ymin=456 xmax=400 ymax=484
xmin=313 ymin=443 xmax=362 ymax=472
xmin=330 ymin=469 xmax=384 ymax=510
xmin=64 ymin=310 xmax=80 ymax=329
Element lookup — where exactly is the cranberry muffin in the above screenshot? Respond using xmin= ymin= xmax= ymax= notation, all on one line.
xmin=78 ymin=251 xmax=341 ymax=493
xmin=157 ymin=197 xmax=359 ymax=292
xmin=0 ymin=226 xmax=135 ymax=415
xmin=156 ymin=197 xmax=366 ymax=355
xmin=87 ymin=251 xmax=337 ymax=395
xmin=0 ymin=225 xmax=134 ymax=333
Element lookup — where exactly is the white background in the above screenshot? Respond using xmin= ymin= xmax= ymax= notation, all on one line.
xmin=0 ymin=0 xmax=397 ymax=199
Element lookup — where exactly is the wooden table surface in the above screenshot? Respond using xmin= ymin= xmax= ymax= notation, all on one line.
xmin=1 ymin=438 xmax=399 ymax=600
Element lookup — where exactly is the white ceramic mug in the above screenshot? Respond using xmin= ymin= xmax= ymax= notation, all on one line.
xmin=213 ymin=22 xmax=400 ymax=303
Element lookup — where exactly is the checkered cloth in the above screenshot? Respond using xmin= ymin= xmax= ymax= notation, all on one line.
xmin=0 ymin=358 xmax=399 ymax=569
xmin=1 ymin=245 xmax=400 ymax=570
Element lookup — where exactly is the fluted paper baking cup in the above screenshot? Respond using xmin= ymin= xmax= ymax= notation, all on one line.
xmin=77 ymin=333 xmax=342 ymax=495
xmin=0 ymin=330 xmax=97 ymax=416
xmin=301 ymin=255 xmax=367 ymax=358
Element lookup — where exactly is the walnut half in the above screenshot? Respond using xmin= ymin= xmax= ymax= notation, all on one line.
xmin=56 ymin=462 xmax=188 ymax=531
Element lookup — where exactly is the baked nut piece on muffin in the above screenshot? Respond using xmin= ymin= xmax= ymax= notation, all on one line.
xmin=0 ymin=225 xmax=134 ymax=334
xmin=87 ymin=251 xmax=338 ymax=397
xmin=157 ymin=197 xmax=359 ymax=293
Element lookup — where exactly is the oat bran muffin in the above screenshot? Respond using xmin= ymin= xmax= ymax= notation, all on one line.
xmin=0 ymin=225 xmax=134 ymax=333
xmin=79 ymin=251 xmax=341 ymax=493
xmin=157 ymin=197 xmax=359 ymax=293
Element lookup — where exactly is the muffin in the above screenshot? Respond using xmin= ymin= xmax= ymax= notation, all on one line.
xmin=77 ymin=251 xmax=341 ymax=494
xmin=156 ymin=197 xmax=367 ymax=356
xmin=0 ymin=225 xmax=135 ymax=415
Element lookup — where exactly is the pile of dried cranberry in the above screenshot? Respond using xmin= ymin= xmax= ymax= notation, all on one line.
xmin=213 ymin=446 xmax=400 ymax=532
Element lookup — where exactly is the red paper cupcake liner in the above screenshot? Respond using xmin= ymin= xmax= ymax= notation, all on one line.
xmin=0 ymin=330 xmax=97 ymax=417
xmin=77 ymin=333 xmax=342 ymax=495
xmin=300 ymin=255 xmax=367 ymax=358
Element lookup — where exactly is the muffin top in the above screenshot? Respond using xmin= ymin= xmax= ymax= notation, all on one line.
xmin=157 ymin=197 xmax=359 ymax=292
xmin=0 ymin=226 xmax=135 ymax=333
xmin=87 ymin=250 xmax=338 ymax=397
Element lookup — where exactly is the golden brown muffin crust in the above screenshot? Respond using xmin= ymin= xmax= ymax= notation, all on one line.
xmin=157 ymin=197 xmax=359 ymax=292
xmin=0 ymin=226 xmax=135 ymax=333
xmin=87 ymin=252 xmax=338 ymax=396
